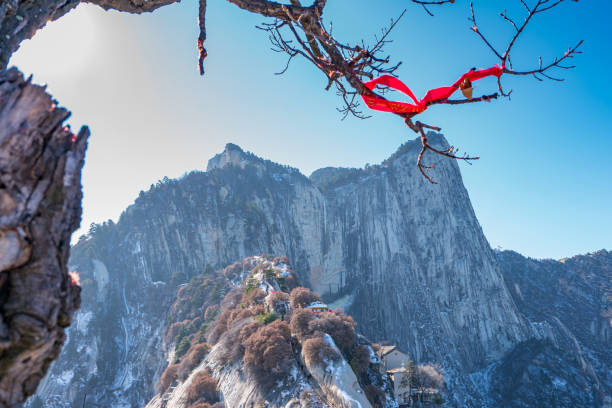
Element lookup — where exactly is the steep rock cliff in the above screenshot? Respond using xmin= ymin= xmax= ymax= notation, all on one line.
xmin=34 ymin=136 xmax=532 ymax=406
xmin=492 ymin=249 xmax=611 ymax=407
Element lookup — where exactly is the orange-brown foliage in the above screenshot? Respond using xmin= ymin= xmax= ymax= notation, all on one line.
xmin=186 ymin=371 xmax=219 ymax=404
xmin=208 ymin=310 xmax=232 ymax=345
xmin=290 ymin=308 xmax=314 ymax=341
xmin=309 ymin=312 xmax=357 ymax=356
xmin=216 ymin=318 xmax=264 ymax=363
xmin=159 ymin=363 xmax=179 ymax=393
xmin=243 ymin=288 xmax=266 ymax=306
xmin=222 ymin=261 xmax=242 ymax=280
xmin=188 ymin=403 xmax=224 ymax=408
xmin=350 ymin=346 xmax=371 ymax=375
xmin=302 ymin=335 xmax=340 ymax=367
xmin=269 ymin=291 xmax=289 ymax=308
xmin=188 ymin=403 xmax=211 ymax=408
xmin=227 ymin=304 xmax=264 ymax=327
xmin=285 ymin=274 xmax=299 ymax=291
xmin=178 ymin=343 xmax=211 ymax=380
xmin=239 ymin=321 xmax=263 ymax=345
xmin=363 ymin=384 xmax=385 ymax=406
xmin=243 ymin=320 xmax=293 ymax=389
xmin=177 ymin=284 xmax=191 ymax=299
xmin=289 ymin=287 xmax=320 ymax=309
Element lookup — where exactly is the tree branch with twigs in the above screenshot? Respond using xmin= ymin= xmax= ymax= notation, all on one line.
xmin=86 ymin=0 xmax=581 ymax=182
xmin=79 ymin=0 xmax=582 ymax=183
xmin=191 ymin=0 xmax=581 ymax=183
xmin=469 ymin=0 xmax=583 ymax=97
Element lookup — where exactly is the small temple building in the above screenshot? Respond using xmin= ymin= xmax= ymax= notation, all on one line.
xmin=306 ymin=301 xmax=330 ymax=314
xmin=378 ymin=345 xmax=410 ymax=370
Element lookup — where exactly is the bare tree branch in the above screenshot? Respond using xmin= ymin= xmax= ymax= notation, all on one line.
xmin=82 ymin=0 xmax=582 ymax=183
xmin=469 ymin=0 xmax=582 ymax=96
xmin=198 ymin=0 xmax=208 ymax=75
xmin=216 ymin=0 xmax=581 ymax=182
xmin=411 ymin=0 xmax=455 ymax=16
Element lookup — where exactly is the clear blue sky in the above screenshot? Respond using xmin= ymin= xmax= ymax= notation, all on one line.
xmin=10 ymin=0 xmax=611 ymax=259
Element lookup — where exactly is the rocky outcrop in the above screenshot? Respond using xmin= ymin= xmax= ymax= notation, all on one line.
xmin=33 ymin=138 xmax=534 ymax=406
xmin=301 ymin=333 xmax=373 ymax=408
xmin=494 ymin=249 xmax=612 ymax=406
xmin=144 ymin=255 xmax=390 ymax=408
xmin=0 ymin=68 xmax=87 ymax=407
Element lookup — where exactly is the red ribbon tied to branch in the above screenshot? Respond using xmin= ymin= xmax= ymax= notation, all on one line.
xmin=361 ymin=65 xmax=503 ymax=115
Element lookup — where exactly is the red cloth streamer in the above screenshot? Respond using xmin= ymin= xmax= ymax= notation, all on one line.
xmin=361 ymin=65 xmax=503 ymax=115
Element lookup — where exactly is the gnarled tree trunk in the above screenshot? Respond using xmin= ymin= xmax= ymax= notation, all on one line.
xmin=0 ymin=0 xmax=81 ymax=70
xmin=0 ymin=67 xmax=88 ymax=407
xmin=0 ymin=1 xmax=178 ymax=405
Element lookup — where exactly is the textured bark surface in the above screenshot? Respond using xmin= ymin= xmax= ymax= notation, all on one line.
xmin=0 ymin=68 xmax=88 ymax=407
xmin=0 ymin=0 xmax=80 ymax=70
xmin=83 ymin=0 xmax=180 ymax=13
xmin=0 ymin=0 xmax=182 ymax=71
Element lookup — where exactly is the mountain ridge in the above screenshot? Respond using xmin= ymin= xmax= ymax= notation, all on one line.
xmin=30 ymin=136 xmax=609 ymax=407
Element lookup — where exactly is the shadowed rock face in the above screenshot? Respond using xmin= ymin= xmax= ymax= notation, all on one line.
xmin=495 ymin=250 xmax=612 ymax=407
xmin=0 ymin=68 xmax=88 ymax=407
xmin=35 ymin=138 xmax=533 ymax=406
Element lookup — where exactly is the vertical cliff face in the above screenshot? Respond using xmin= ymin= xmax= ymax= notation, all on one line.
xmin=494 ymin=250 xmax=611 ymax=406
xmin=33 ymin=136 xmax=530 ymax=406
xmin=312 ymin=135 xmax=531 ymax=370
xmin=498 ymin=250 xmax=611 ymax=351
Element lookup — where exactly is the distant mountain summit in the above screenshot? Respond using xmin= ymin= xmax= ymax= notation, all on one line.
xmin=207 ymin=143 xmax=253 ymax=171
xmin=30 ymin=136 xmax=610 ymax=407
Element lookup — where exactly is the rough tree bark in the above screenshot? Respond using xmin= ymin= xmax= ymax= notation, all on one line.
xmin=0 ymin=1 xmax=162 ymax=406
xmin=0 ymin=0 xmax=81 ymax=70
xmin=0 ymin=68 xmax=88 ymax=407
xmin=0 ymin=0 xmax=181 ymax=72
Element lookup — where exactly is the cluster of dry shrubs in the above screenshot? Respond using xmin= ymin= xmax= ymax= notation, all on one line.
xmin=159 ymin=342 xmax=211 ymax=392
xmin=158 ymin=259 xmax=270 ymax=397
xmin=243 ymin=320 xmax=293 ymax=387
xmin=159 ymin=255 xmax=378 ymax=402
xmin=287 ymin=289 xmax=388 ymax=406
xmin=415 ymin=364 xmax=445 ymax=391
xmin=204 ymin=256 xmax=361 ymax=391
xmin=291 ymin=306 xmax=359 ymax=367
xmin=208 ymin=287 xmax=266 ymax=346
xmin=186 ymin=370 xmax=223 ymax=408
xmin=209 ymin=286 xmax=294 ymax=390
xmin=161 ymin=255 xmax=302 ymax=395
xmin=159 ymin=265 xmax=234 ymax=394
xmin=268 ymin=290 xmax=290 ymax=317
